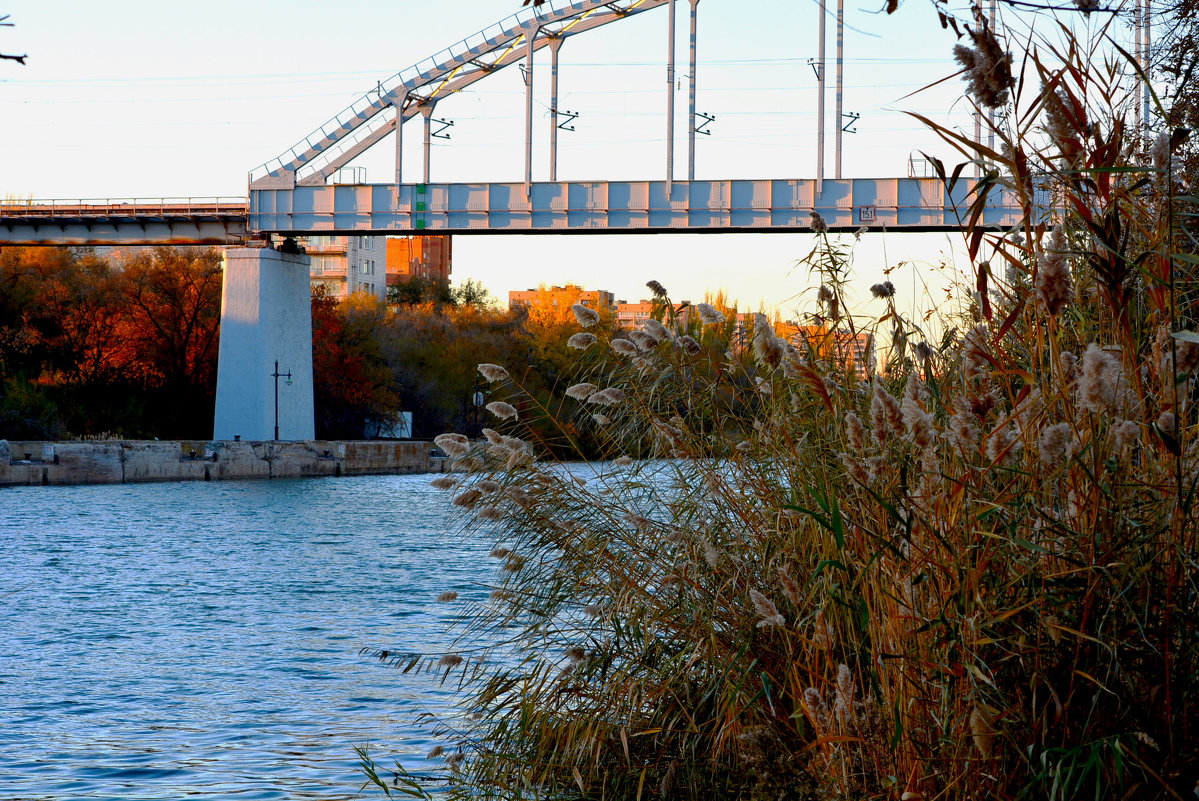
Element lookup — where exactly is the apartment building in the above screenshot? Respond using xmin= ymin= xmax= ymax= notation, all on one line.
xmin=299 ymin=234 xmax=454 ymax=301
xmin=508 ymin=285 xmax=616 ymax=312
xmin=301 ymin=235 xmax=386 ymax=302
xmin=615 ymin=300 xmax=655 ymax=328
xmin=615 ymin=299 xmax=697 ymax=329
xmin=779 ymin=322 xmax=876 ymax=379
xmin=386 ymin=236 xmax=452 ymax=286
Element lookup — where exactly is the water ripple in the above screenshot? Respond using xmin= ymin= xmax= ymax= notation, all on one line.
xmin=0 ymin=475 xmax=488 ymax=800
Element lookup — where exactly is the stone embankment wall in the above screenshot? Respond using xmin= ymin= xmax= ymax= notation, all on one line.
xmin=0 ymin=440 xmax=449 ymax=487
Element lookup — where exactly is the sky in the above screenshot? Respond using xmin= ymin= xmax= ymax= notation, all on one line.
xmin=0 ymin=0 xmax=1128 ymax=320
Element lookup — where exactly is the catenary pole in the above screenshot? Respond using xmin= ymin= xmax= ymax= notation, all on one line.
xmin=688 ymin=0 xmax=700 ymax=181
xmin=817 ymin=0 xmax=826 ymax=193
xmin=835 ymin=0 xmax=844 ymax=178
xmin=666 ymin=0 xmax=677 ymax=183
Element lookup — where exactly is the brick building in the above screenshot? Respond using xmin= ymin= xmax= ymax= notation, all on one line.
xmin=386 ymin=236 xmax=452 ymax=286
xmin=508 ymin=285 xmax=616 ymax=312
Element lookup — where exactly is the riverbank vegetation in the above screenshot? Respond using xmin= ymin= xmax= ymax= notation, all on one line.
xmin=0 ymin=246 xmax=223 ymax=439
xmin=0 ymin=248 xmax=646 ymax=445
xmin=372 ymin=14 xmax=1198 ymax=801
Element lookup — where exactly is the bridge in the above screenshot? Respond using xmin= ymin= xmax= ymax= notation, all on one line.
xmin=0 ymin=0 xmax=1037 ymax=441
xmin=1 ymin=177 xmax=1030 ymax=244
xmin=0 ymin=198 xmax=248 ymax=245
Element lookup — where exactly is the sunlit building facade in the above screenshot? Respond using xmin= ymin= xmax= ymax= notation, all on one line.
xmin=615 ymin=299 xmax=696 ymax=329
xmin=779 ymin=322 xmax=876 ymax=379
xmin=300 ymin=235 xmax=386 ymax=301
xmin=386 ymin=236 xmax=452 ymax=286
xmin=508 ymin=285 xmax=616 ymax=312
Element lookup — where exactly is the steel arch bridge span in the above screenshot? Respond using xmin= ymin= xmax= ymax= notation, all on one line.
xmin=245 ymin=0 xmax=1044 ymax=236
xmin=250 ymin=0 xmax=671 ymax=190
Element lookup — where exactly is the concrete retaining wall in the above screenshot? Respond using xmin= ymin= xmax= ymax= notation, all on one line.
xmin=0 ymin=439 xmax=443 ymax=487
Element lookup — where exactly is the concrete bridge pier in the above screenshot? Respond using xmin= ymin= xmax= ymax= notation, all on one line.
xmin=213 ymin=247 xmax=315 ymax=441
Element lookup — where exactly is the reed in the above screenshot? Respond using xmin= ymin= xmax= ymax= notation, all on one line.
xmin=368 ymin=16 xmax=1197 ymax=801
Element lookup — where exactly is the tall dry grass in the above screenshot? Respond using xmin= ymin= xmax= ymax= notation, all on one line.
xmin=365 ymin=16 xmax=1198 ymax=801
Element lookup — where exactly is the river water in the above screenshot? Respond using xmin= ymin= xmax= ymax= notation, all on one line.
xmin=0 ymin=475 xmax=492 ymax=800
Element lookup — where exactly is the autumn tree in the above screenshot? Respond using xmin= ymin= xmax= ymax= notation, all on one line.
xmin=311 ymin=288 xmax=403 ymax=439
xmin=0 ymin=246 xmax=223 ymax=438
xmin=117 ymin=247 xmax=223 ymax=394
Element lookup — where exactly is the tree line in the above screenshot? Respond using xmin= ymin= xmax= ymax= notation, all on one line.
xmin=0 ymin=246 xmax=716 ymax=449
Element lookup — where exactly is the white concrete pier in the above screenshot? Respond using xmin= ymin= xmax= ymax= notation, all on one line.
xmin=213 ymin=247 xmax=315 ymax=441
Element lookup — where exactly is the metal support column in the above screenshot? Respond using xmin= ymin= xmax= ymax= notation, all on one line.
xmin=549 ymin=36 xmax=564 ymax=182
xmin=1142 ymin=0 xmax=1151 ymax=131
xmin=524 ymin=23 xmax=540 ymax=196
xmin=393 ymin=96 xmax=406 ymax=185
xmin=987 ymin=0 xmax=996 ymax=165
xmin=666 ymin=0 xmax=677 ymax=184
xmin=835 ymin=0 xmax=844 ymax=178
xmin=1135 ymin=0 xmax=1143 ymax=131
xmin=974 ymin=112 xmax=982 ymax=178
xmin=421 ymin=104 xmax=436 ymax=184
xmin=816 ymin=0 xmax=826 ymax=193
xmin=688 ymin=0 xmax=700 ymax=181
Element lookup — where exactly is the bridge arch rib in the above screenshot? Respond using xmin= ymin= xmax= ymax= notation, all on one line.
xmin=249 ymin=0 xmax=670 ymax=189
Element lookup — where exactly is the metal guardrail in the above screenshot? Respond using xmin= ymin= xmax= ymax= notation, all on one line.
xmin=0 ymin=198 xmax=248 ymax=217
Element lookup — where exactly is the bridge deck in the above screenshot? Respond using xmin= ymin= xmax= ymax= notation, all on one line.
xmin=0 ymin=198 xmax=249 ymax=245
xmin=0 ymin=179 xmax=1043 ymax=245
xmin=251 ymin=178 xmax=1041 ymax=236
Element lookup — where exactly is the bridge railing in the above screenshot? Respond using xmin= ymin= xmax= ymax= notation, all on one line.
xmin=249 ymin=0 xmax=592 ymax=182
xmin=0 ymin=197 xmax=248 ymax=217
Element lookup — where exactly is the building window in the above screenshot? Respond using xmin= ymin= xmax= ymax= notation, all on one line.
xmin=361 ymin=259 xmax=374 ymax=275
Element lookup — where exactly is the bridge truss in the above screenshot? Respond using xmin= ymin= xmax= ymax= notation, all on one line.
xmin=0 ymin=1 xmax=1044 ymax=245
xmin=250 ymin=0 xmax=676 ymax=191
xmin=244 ymin=0 xmax=1041 ymax=236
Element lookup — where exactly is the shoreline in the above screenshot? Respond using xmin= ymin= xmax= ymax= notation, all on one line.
xmin=0 ymin=439 xmax=449 ymax=487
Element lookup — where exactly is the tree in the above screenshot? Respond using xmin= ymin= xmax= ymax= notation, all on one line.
xmin=311 ymin=288 xmax=401 ymax=439
xmin=1 ymin=14 xmax=26 ymax=64
xmin=452 ymin=278 xmax=496 ymax=309
xmin=387 ymin=275 xmax=455 ymax=307
xmin=117 ymin=247 xmax=223 ymax=393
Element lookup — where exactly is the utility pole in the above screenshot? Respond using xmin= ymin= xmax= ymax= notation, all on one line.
xmin=549 ymin=36 xmax=564 ymax=182
xmin=1135 ymin=0 xmax=1143 ymax=131
xmin=666 ymin=0 xmax=677 ymax=183
xmin=816 ymin=0 xmax=826 ymax=194
xmin=420 ymin=104 xmax=437 ymax=184
xmin=835 ymin=0 xmax=844 ymax=178
xmin=393 ymin=96 xmax=406 ymax=185
xmin=987 ymin=0 xmax=996 ymax=165
xmin=525 ymin=22 xmax=540 ymax=196
xmin=688 ymin=0 xmax=700 ymax=181
xmin=1142 ymin=0 xmax=1151 ymax=132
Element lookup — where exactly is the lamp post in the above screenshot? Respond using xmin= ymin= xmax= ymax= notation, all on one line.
xmin=472 ymin=375 xmax=486 ymax=438
xmin=271 ymin=360 xmax=293 ymax=440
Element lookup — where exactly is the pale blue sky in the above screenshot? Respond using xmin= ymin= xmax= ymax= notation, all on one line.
xmin=0 ymin=0 xmax=1123 ymax=317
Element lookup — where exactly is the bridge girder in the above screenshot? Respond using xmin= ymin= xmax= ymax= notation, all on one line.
xmin=250 ymin=177 xmax=1047 ymax=236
